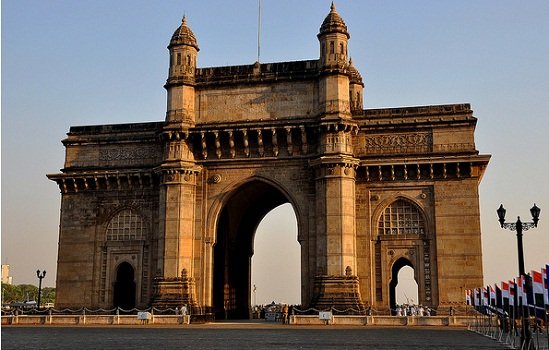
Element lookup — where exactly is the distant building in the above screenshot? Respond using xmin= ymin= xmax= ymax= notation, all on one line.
xmin=1 ymin=264 xmax=13 ymax=285
xmin=48 ymin=4 xmax=489 ymax=318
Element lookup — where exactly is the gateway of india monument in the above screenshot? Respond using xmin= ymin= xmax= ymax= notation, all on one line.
xmin=48 ymin=4 xmax=490 ymax=319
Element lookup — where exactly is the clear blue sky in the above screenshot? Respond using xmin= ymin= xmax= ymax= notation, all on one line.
xmin=2 ymin=1 xmax=548 ymax=305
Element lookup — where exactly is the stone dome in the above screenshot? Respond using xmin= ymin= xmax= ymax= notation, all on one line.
xmin=348 ymin=58 xmax=363 ymax=84
xmin=169 ymin=16 xmax=199 ymax=50
xmin=318 ymin=2 xmax=349 ymax=38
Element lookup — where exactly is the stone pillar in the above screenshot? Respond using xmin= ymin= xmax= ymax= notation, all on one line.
xmin=152 ymin=136 xmax=200 ymax=310
xmin=433 ymin=178 xmax=483 ymax=311
xmin=152 ymin=15 xmax=201 ymax=310
xmin=311 ymin=4 xmax=363 ymax=312
xmin=310 ymin=156 xmax=365 ymax=312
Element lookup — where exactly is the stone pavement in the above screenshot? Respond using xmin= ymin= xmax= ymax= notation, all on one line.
xmin=2 ymin=322 xmax=511 ymax=349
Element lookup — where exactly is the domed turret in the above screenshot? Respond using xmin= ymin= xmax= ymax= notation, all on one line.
xmin=169 ymin=16 xmax=199 ymax=50
xmin=347 ymin=58 xmax=362 ymax=85
xmin=167 ymin=16 xmax=199 ymax=85
xmin=318 ymin=2 xmax=349 ymax=68
xmin=316 ymin=3 xmax=352 ymax=120
xmin=318 ymin=2 xmax=349 ymax=39
xmin=348 ymin=58 xmax=364 ymax=113
xmin=165 ymin=15 xmax=198 ymax=125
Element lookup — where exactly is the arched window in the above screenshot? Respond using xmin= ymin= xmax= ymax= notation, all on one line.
xmin=340 ymin=43 xmax=345 ymax=55
xmin=330 ymin=41 xmax=334 ymax=54
xmin=378 ymin=200 xmax=425 ymax=235
xmin=177 ymin=53 xmax=181 ymax=65
xmin=106 ymin=208 xmax=146 ymax=241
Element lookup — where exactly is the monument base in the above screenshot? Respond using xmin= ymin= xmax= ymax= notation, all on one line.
xmin=151 ymin=276 xmax=197 ymax=311
xmin=310 ymin=275 xmax=366 ymax=314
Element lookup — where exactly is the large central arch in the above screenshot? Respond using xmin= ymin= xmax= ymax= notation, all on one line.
xmin=212 ymin=179 xmax=298 ymax=319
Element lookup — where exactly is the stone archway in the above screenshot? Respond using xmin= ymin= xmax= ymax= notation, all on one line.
xmin=395 ymin=265 xmax=418 ymax=305
xmin=113 ymin=262 xmax=136 ymax=310
xmin=48 ymin=5 xmax=489 ymax=313
xmin=389 ymin=257 xmax=414 ymax=314
xmin=212 ymin=179 xmax=298 ymax=319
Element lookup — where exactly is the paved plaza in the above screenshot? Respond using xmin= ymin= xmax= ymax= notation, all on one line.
xmin=2 ymin=323 xmax=511 ymax=349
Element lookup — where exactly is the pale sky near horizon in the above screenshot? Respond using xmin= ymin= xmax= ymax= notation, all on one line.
xmin=2 ymin=1 xmax=548 ymax=306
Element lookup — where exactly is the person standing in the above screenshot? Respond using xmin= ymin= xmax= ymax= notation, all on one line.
xmin=282 ymin=304 xmax=289 ymax=324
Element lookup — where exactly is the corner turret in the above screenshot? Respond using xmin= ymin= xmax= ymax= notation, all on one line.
xmin=348 ymin=58 xmax=364 ymax=114
xmin=165 ymin=16 xmax=198 ymax=125
xmin=316 ymin=3 xmax=351 ymax=120
xmin=318 ymin=2 xmax=349 ymax=69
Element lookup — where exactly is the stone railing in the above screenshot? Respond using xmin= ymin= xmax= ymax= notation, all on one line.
xmin=290 ymin=315 xmax=476 ymax=327
xmin=2 ymin=314 xmax=190 ymax=326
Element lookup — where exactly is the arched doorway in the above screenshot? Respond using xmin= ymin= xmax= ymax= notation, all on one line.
xmin=252 ymin=203 xmax=300 ymax=306
xmin=113 ymin=262 xmax=136 ymax=309
xmin=395 ymin=265 xmax=418 ymax=305
xmin=389 ymin=258 xmax=416 ymax=313
xmin=213 ymin=180 xmax=299 ymax=319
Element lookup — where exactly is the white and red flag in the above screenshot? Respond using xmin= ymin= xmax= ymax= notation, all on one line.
xmin=475 ymin=288 xmax=481 ymax=306
xmin=517 ymin=276 xmax=524 ymax=302
xmin=465 ymin=289 xmax=471 ymax=305
xmin=489 ymin=285 xmax=496 ymax=306
xmin=509 ymin=280 xmax=516 ymax=307
xmin=543 ymin=266 xmax=549 ymax=306
xmin=532 ymin=270 xmax=544 ymax=307
xmin=482 ymin=287 xmax=489 ymax=305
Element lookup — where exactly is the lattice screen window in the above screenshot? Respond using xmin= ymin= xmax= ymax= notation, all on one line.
xmin=378 ymin=200 xmax=425 ymax=235
xmin=106 ymin=209 xmax=146 ymax=241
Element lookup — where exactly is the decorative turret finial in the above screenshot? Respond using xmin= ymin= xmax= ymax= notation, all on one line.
xmin=318 ymin=2 xmax=349 ymax=38
xmin=347 ymin=57 xmax=363 ymax=85
xmin=169 ymin=14 xmax=199 ymax=50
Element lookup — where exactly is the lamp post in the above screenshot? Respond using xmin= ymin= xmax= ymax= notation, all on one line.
xmin=36 ymin=270 xmax=46 ymax=310
xmin=496 ymin=203 xmax=540 ymax=349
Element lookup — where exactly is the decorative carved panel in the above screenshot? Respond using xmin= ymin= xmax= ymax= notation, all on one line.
xmin=361 ymin=132 xmax=432 ymax=155
xmin=99 ymin=146 xmax=160 ymax=165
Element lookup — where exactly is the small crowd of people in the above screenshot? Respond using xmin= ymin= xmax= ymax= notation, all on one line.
xmin=394 ymin=304 xmax=432 ymax=316
xmin=252 ymin=302 xmax=295 ymax=324
xmin=174 ymin=305 xmax=188 ymax=315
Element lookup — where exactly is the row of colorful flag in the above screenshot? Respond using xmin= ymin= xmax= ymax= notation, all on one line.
xmin=465 ymin=264 xmax=549 ymax=318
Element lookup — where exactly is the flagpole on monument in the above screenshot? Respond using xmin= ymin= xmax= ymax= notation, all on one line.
xmin=497 ymin=203 xmax=541 ymax=350
xmin=257 ymin=0 xmax=261 ymax=63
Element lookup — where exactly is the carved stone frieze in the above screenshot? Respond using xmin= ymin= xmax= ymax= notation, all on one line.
xmin=99 ymin=146 xmax=158 ymax=162
xmin=362 ymin=132 xmax=432 ymax=154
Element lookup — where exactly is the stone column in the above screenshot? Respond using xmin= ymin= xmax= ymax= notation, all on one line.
xmin=152 ymin=135 xmax=200 ymax=310
xmin=309 ymin=155 xmax=365 ymax=312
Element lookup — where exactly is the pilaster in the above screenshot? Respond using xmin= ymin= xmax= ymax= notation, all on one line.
xmin=152 ymin=160 xmax=200 ymax=308
xmin=309 ymin=155 xmax=365 ymax=312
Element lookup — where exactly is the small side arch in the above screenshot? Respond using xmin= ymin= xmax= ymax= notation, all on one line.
xmin=389 ymin=257 xmax=415 ymax=313
xmin=112 ymin=261 xmax=136 ymax=310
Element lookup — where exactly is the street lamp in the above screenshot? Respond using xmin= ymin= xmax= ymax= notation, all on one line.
xmin=497 ymin=204 xmax=540 ymax=276
xmin=497 ymin=203 xmax=540 ymax=349
xmin=36 ymin=270 xmax=46 ymax=310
